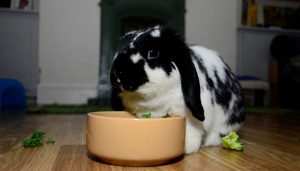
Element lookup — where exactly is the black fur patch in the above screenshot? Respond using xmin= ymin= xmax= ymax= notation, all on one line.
xmin=196 ymin=58 xmax=215 ymax=92
xmin=223 ymin=66 xmax=245 ymax=125
xmin=215 ymin=70 xmax=232 ymax=110
xmin=111 ymin=55 xmax=148 ymax=91
xmin=111 ymin=88 xmax=124 ymax=110
xmin=228 ymin=97 xmax=245 ymax=124
xmin=194 ymin=54 xmax=245 ymax=125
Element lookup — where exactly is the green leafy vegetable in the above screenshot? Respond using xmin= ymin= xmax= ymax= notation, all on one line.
xmin=45 ymin=138 xmax=55 ymax=144
xmin=22 ymin=130 xmax=55 ymax=148
xmin=31 ymin=130 xmax=45 ymax=139
xmin=22 ymin=130 xmax=45 ymax=148
xmin=141 ymin=113 xmax=151 ymax=118
xmin=222 ymin=131 xmax=244 ymax=151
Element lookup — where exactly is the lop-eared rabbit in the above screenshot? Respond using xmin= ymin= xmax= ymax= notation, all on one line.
xmin=110 ymin=26 xmax=245 ymax=154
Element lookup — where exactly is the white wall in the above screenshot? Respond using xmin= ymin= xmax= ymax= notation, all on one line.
xmin=37 ymin=0 xmax=238 ymax=104
xmin=186 ymin=0 xmax=238 ymax=72
xmin=37 ymin=0 xmax=100 ymax=104
xmin=0 ymin=10 xmax=38 ymax=97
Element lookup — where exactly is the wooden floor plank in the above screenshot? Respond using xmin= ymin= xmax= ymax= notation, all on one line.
xmin=0 ymin=114 xmax=299 ymax=170
xmin=240 ymin=127 xmax=300 ymax=156
xmin=0 ymin=119 xmax=37 ymax=155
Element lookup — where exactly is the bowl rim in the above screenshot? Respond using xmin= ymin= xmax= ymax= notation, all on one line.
xmin=87 ymin=111 xmax=185 ymax=121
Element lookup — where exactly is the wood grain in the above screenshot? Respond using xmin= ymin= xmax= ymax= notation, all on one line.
xmin=0 ymin=114 xmax=299 ymax=171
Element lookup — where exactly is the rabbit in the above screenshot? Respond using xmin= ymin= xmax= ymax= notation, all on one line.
xmin=110 ymin=25 xmax=245 ymax=154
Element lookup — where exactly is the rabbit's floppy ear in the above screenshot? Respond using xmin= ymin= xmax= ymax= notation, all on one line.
xmin=159 ymin=26 xmax=205 ymax=121
xmin=176 ymin=56 xmax=205 ymax=121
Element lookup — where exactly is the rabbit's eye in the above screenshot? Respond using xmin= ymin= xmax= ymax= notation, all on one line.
xmin=147 ymin=50 xmax=159 ymax=60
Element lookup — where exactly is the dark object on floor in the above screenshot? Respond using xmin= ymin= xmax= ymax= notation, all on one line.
xmin=0 ymin=79 xmax=27 ymax=112
xmin=270 ymin=35 xmax=300 ymax=109
xmin=0 ymin=0 xmax=11 ymax=8
xmin=237 ymin=76 xmax=269 ymax=106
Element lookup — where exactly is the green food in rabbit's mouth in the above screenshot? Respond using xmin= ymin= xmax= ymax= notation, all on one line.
xmin=141 ymin=113 xmax=151 ymax=118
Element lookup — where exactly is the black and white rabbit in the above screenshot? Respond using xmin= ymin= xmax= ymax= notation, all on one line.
xmin=110 ymin=25 xmax=245 ymax=154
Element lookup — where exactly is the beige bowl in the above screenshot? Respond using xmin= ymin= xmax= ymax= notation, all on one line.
xmin=86 ymin=111 xmax=185 ymax=166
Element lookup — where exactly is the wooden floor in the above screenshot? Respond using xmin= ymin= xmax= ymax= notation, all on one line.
xmin=0 ymin=113 xmax=299 ymax=171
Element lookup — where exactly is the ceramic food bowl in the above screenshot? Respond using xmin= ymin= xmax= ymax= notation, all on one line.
xmin=86 ymin=111 xmax=185 ymax=166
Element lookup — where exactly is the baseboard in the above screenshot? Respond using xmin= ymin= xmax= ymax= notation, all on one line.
xmin=37 ymin=83 xmax=98 ymax=105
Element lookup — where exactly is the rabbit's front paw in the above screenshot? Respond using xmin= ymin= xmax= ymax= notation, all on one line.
xmin=185 ymin=141 xmax=201 ymax=154
xmin=184 ymin=124 xmax=203 ymax=154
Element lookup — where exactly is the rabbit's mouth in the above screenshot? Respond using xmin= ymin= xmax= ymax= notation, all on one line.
xmin=120 ymin=82 xmax=137 ymax=92
xmin=112 ymin=76 xmax=149 ymax=92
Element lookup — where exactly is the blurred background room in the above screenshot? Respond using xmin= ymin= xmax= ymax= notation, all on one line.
xmin=1 ymin=0 xmax=300 ymax=115
xmin=1 ymin=1 xmax=300 ymax=170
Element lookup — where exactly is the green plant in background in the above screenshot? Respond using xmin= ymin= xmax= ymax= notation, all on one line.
xmin=244 ymin=105 xmax=299 ymax=115
xmin=28 ymin=104 xmax=112 ymax=114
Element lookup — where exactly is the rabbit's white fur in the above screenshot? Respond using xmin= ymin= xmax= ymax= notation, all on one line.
xmin=118 ymin=45 xmax=242 ymax=154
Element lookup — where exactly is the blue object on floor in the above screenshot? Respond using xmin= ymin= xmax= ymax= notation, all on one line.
xmin=0 ymin=79 xmax=26 ymax=111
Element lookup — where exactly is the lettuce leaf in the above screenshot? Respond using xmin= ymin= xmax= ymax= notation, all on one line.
xmin=222 ymin=131 xmax=244 ymax=151
xmin=141 ymin=113 xmax=151 ymax=118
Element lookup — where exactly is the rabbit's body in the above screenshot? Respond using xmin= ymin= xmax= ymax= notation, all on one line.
xmin=110 ymin=26 xmax=245 ymax=154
